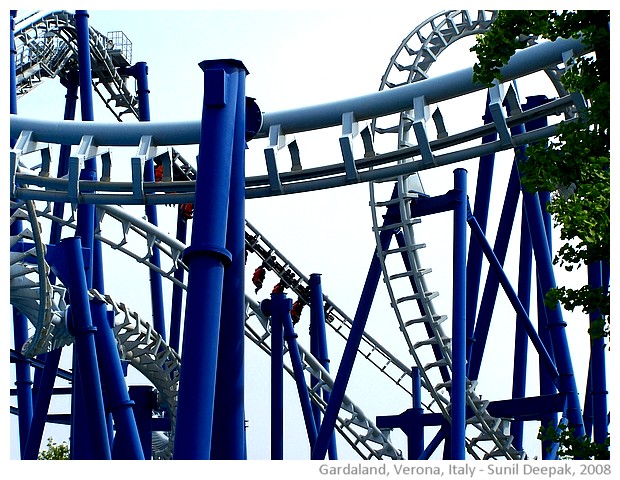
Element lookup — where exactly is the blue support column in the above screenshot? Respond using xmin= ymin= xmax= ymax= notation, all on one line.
xmin=23 ymin=348 xmax=62 ymax=459
xmin=211 ymin=65 xmax=249 ymax=460
xmin=587 ymin=262 xmax=608 ymax=445
xmin=520 ymin=95 xmax=584 ymax=438
xmin=309 ymin=274 xmax=338 ymax=459
xmin=168 ymin=217 xmax=187 ymax=353
xmin=511 ymin=202 xmax=533 ymax=451
xmin=409 ymin=367 xmax=425 ymax=459
xmin=466 ymin=100 xmax=497 ymax=361
xmin=91 ymin=304 xmax=144 ymax=459
xmin=125 ymin=61 xmax=166 ymax=340
xmin=10 ymin=11 xmax=34 ymax=458
xmin=173 ymin=59 xmax=247 ymax=460
xmin=129 ymin=386 xmax=156 ymax=460
xmin=49 ymin=72 xmax=80 ymax=249
xmin=267 ymin=297 xmax=284 ymax=460
xmin=467 ymin=161 xmax=521 ymax=379
xmin=450 ymin=168 xmax=467 ymax=460
xmin=522 ymin=190 xmax=584 ymax=437
xmin=46 ymin=237 xmax=111 ymax=459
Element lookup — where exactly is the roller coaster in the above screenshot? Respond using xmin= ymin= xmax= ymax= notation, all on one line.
xmin=9 ymin=10 xmax=609 ymax=460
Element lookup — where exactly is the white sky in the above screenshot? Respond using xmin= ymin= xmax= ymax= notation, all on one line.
xmin=7 ymin=2 xmax=608 ymax=469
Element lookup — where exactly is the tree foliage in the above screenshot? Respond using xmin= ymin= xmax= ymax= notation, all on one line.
xmin=538 ymin=422 xmax=610 ymax=460
xmin=471 ymin=11 xmax=610 ymax=337
xmin=37 ymin=436 xmax=70 ymax=460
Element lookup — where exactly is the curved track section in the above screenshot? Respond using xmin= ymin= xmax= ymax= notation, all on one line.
xmin=11 ymin=197 xmax=403 ymax=459
xmin=14 ymin=11 xmax=138 ymax=120
xmin=369 ymin=10 xmax=519 ymax=459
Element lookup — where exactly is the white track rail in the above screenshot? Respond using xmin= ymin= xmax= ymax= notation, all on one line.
xmin=369 ymin=10 xmax=522 ymax=459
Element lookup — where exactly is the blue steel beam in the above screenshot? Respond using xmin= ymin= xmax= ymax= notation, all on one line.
xmin=268 ymin=295 xmax=284 ymax=460
xmin=587 ymin=261 xmax=608 ymax=445
xmin=466 ymin=99 xmax=497 ymax=364
xmin=467 ymin=213 xmax=559 ymax=381
xmin=124 ymin=61 xmax=167 ymax=340
xmin=211 ymin=70 xmax=249 ymax=460
xmin=173 ymin=59 xmax=247 ymax=460
xmin=276 ymin=294 xmax=319 ymax=449
xmin=511 ymin=201 xmax=533 ymax=451
xmin=450 ymin=168 xmax=467 ymax=460
xmin=309 ymin=274 xmax=338 ymax=459
xmin=46 ymin=238 xmax=111 ymax=459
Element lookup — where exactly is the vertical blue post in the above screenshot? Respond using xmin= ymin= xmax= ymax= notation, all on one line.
xmin=10 ymin=10 xmax=18 ymax=123
xmin=521 ymin=95 xmax=584 ymax=438
xmin=91 ymin=304 xmax=144 ymax=459
xmin=312 ymin=225 xmax=393 ymax=459
xmin=46 ymin=238 xmax=111 ymax=459
xmin=588 ymin=262 xmax=608 ymax=445
xmin=173 ymin=59 xmax=247 ymax=460
xmin=309 ymin=274 xmax=338 ymax=459
xmin=467 ymin=162 xmax=521 ymax=379
xmin=450 ymin=168 xmax=467 ymax=460
xmin=211 ymin=61 xmax=248 ymax=460
xmin=409 ymin=367 xmax=425 ymax=459
xmin=268 ymin=297 xmax=284 ymax=460
xmin=126 ymin=61 xmax=166 ymax=339
xmin=129 ymin=386 xmax=156 ymax=460
xmin=466 ymin=99 xmax=497 ymax=361
xmin=50 ymin=72 xmax=80 ymax=248
xmin=168 ymin=218 xmax=187 ymax=353
xmin=23 ymin=348 xmax=62 ymax=459
xmin=511 ymin=202 xmax=533 ymax=450
xmin=10 ymin=10 xmax=34 ymax=458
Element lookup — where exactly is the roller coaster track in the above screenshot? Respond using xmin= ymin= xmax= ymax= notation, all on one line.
xmin=10 ymin=197 xmax=403 ymax=459
xmin=10 ymin=10 xmax=590 ymax=460
xmin=14 ymin=10 xmax=138 ymax=120
xmin=369 ymin=10 xmax=518 ymax=460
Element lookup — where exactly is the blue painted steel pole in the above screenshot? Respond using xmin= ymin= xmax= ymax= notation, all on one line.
xmin=173 ymin=59 xmax=247 ymax=460
xmin=409 ymin=367 xmax=425 ymax=459
xmin=268 ymin=297 xmax=284 ymax=460
xmin=168 ymin=218 xmax=187 ymax=353
xmin=467 ymin=214 xmax=558 ymax=379
xmin=23 ymin=348 xmax=62 ymax=459
xmin=127 ymin=61 xmax=166 ymax=340
xmin=46 ymin=237 xmax=111 ymax=459
xmin=522 ymin=190 xmax=584 ymax=437
xmin=587 ymin=261 xmax=608 ymax=445
xmin=467 ymin=162 xmax=521 ymax=379
xmin=129 ymin=386 xmax=155 ymax=459
xmin=450 ymin=168 xmax=467 ymax=460
xmin=10 ymin=11 xmax=34 ymax=457
xmin=511 ymin=202 xmax=533 ymax=450
xmin=91 ymin=303 xmax=144 ymax=459
xmin=312 ymin=226 xmax=394 ymax=459
xmin=466 ymin=100 xmax=497 ymax=362
xmin=211 ymin=63 xmax=248 ymax=460
xmin=10 ymin=10 xmax=18 ymax=121
xmin=520 ymin=95 xmax=584 ymax=437
xmin=74 ymin=10 xmax=96 ymax=282
xmin=276 ymin=294 xmax=319 ymax=449
xmin=309 ymin=273 xmax=338 ymax=459
xmin=50 ymin=72 xmax=80 ymax=249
